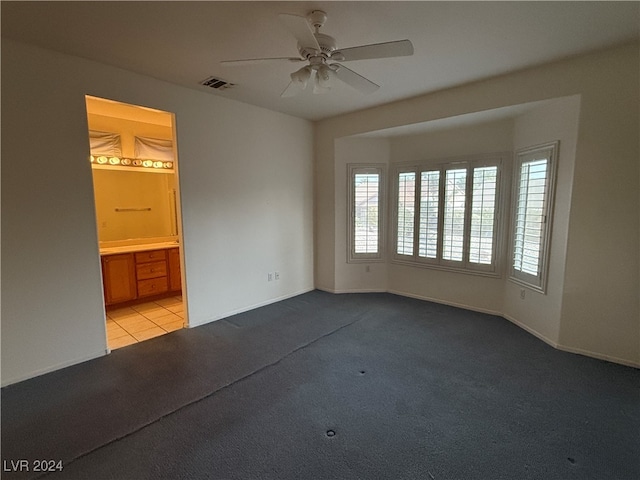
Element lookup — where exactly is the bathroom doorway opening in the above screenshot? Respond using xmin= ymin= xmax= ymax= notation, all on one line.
xmin=85 ymin=95 xmax=187 ymax=350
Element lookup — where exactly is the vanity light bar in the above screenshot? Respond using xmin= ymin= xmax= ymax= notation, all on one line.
xmin=89 ymin=155 xmax=174 ymax=170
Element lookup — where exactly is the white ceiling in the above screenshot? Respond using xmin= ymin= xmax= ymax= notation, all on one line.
xmin=2 ymin=1 xmax=638 ymax=121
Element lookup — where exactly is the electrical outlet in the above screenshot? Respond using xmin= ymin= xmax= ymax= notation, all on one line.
xmin=520 ymin=289 xmax=526 ymax=300
xmin=268 ymin=273 xmax=273 ymax=282
xmin=274 ymin=271 xmax=280 ymax=280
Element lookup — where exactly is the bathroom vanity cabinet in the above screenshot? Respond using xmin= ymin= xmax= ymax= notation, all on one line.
xmin=101 ymin=246 xmax=181 ymax=307
xmin=102 ymin=253 xmax=137 ymax=305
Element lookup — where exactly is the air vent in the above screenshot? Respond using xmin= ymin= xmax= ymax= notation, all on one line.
xmin=200 ymin=76 xmax=235 ymax=90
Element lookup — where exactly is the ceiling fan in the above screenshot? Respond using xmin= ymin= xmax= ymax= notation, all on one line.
xmin=221 ymin=10 xmax=414 ymax=97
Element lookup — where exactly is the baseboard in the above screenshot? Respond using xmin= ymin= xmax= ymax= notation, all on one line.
xmin=189 ymin=287 xmax=315 ymax=327
xmin=338 ymin=288 xmax=639 ymax=369
xmin=1 ymin=349 xmax=108 ymax=387
xmin=555 ymin=344 xmax=640 ymax=369
xmin=502 ymin=313 xmax=560 ymax=348
xmin=320 ymin=287 xmax=388 ymax=294
xmin=387 ymin=289 xmax=503 ymax=317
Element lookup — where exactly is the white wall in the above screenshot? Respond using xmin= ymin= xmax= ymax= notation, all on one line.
xmin=1 ymin=40 xmax=314 ymax=385
xmin=557 ymin=50 xmax=639 ymax=365
xmin=503 ymin=96 xmax=581 ymax=345
xmin=316 ymin=42 xmax=639 ymax=366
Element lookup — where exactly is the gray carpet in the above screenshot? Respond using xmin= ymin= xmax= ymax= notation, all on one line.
xmin=2 ymin=291 xmax=639 ymax=479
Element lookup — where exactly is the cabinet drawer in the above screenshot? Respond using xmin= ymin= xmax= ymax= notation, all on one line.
xmin=137 ymin=277 xmax=169 ymax=297
xmin=135 ymin=249 xmax=167 ymax=263
xmin=136 ymin=261 xmax=167 ymax=280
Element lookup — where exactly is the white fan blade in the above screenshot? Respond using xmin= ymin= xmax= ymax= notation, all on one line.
xmin=279 ymin=13 xmax=321 ymax=52
xmin=333 ymin=64 xmax=379 ymax=94
xmin=281 ymin=80 xmax=305 ymax=98
xmin=333 ymin=40 xmax=414 ymax=62
xmin=221 ymin=57 xmax=304 ymax=66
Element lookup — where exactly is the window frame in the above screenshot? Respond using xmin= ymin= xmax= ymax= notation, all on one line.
xmin=347 ymin=164 xmax=385 ymax=263
xmin=509 ymin=141 xmax=559 ymax=293
xmin=391 ymin=153 xmax=507 ymax=276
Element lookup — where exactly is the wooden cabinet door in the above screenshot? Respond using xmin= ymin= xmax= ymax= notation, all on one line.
xmin=168 ymin=248 xmax=182 ymax=292
xmin=102 ymin=253 xmax=137 ymax=305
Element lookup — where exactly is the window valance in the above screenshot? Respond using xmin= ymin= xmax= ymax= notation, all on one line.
xmin=134 ymin=136 xmax=174 ymax=162
xmin=89 ymin=130 xmax=122 ymax=157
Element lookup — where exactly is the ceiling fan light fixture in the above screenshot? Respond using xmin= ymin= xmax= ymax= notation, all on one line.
xmin=290 ymin=66 xmax=311 ymax=87
xmin=316 ymin=64 xmax=335 ymax=89
xmin=312 ymin=70 xmax=330 ymax=94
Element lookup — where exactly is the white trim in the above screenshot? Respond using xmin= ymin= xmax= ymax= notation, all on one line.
xmin=321 ymin=287 xmax=639 ymax=369
xmin=502 ymin=313 xmax=560 ymax=348
xmin=387 ymin=289 xmax=503 ymax=316
xmin=390 ymin=257 xmax=502 ymax=279
xmin=554 ymin=345 xmax=639 ymax=369
xmin=187 ymin=288 xmax=315 ymax=327
xmin=509 ymin=141 xmax=559 ymax=293
xmin=391 ymin=152 xmax=508 ymax=275
xmin=347 ymin=163 xmax=386 ymax=263
xmin=1 ymin=349 xmax=108 ymax=387
xmin=318 ymin=287 xmax=388 ymax=294
xmin=503 ymin=314 xmax=639 ymax=368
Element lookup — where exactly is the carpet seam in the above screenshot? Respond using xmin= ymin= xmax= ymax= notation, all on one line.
xmin=37 ymin=312 xmax=367 ymax=478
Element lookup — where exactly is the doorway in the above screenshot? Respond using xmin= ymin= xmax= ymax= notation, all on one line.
xmin=85 ymin=96 xmax=187 ymax=350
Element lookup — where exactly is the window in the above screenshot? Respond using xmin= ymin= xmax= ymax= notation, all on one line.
xmin=348 ymin=164 xmax=384 ymax=262
xmin=442 ymin=168 xmax=467 ymax=262
xmin=510 ymin=142 xmax=558 ymax=292
xmin=393 ymin=154 xmax=504 ymax=274
xmin=397 ymin=171 xmax=415 ymax=256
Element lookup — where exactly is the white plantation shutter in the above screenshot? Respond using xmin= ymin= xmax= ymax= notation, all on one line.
xmin=418 ymin=170 xmax=440 ymax=259
xmin=469 ymin=166 xmax=498 ymax=265
xmin=511 ymin=142 xmax=558 ymax=292
xmin=397 ymin=172 xmax=416 ymax=256
xmin=392 ymin=154 xmax=504 ymax=274
xmin=353 ymin=173 xmax=380 ymax=254
xmin=442 ymin=168 xmax=467 ymax=262
xmin=348 ymin=165 xmax=384 ymax=262
xmin=513 ymin=160 xmax=547 ymax=274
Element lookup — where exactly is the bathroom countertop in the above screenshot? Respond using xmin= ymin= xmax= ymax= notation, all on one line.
xmin=100 ymin=241 xmax=179 ymax=255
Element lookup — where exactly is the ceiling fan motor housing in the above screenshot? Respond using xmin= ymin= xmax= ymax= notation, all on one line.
xmin=299 ymin=33 xmax=337 ymax=62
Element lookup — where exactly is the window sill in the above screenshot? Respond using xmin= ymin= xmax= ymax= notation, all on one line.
xmin=508 ymin=276 xmax=546 ymax=294
xmin=391 ymin=258 xmax=502 ymax=279
xmin=347 ymin=256 xmax=385 ymax=264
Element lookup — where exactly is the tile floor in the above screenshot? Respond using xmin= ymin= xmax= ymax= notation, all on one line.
xmin=106 ymin=296 xmax=184 ymax=350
